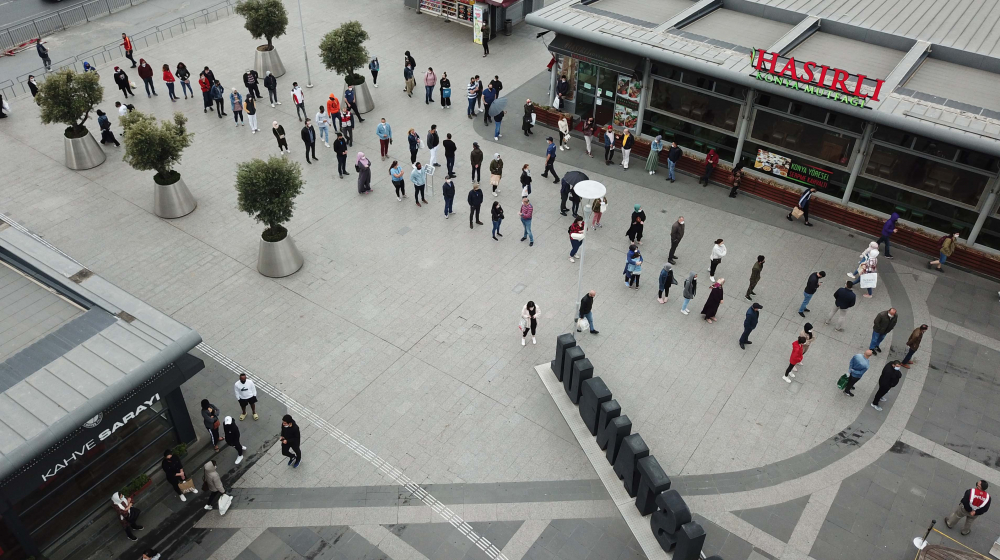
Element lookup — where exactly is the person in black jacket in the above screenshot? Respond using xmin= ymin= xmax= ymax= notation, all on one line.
xmin=273 ymin=121 xmax=289 ymax=153
xmin=522 ymin=99 xmax=534 ymax=136
xmin=243 ymin=69 xmax=261 ymax=98
xmin=442 ymin=133 xmax=457 ymax=178
xmin=666 ymin=142 xmax=682 ymax=182
xmin=114 ymin=67 xmax=134 ymax=98
xmin=520 ymin=164 xmax=532 ymax=196
xmin=280 ymin=414 xmax=301 ymax=467
xmin=223 ymin=416 xmax=246 ymax=464
xmin=334 ymin=132 xmax=349 ymax=177
xmin=442 ymin=179 xmax=455 ymax=218
xmin=491 ymin=201 xmax=504 ymax=240
xmin=798 ymin=271 xmax=825 ymax=317
xmin=739 ymin=303 xmax=762 ymax=349
xmin=201 ymin=399 xmax=222 ymax=451
xmin=569 ymin=184 xmax=582 ymax=218
xmin=263 ymin=71 xmax=279 ymax=107
xmin=440 ymin=72 xmax=451 ymax=108
xmin=468 ymin=184 xmax=484 ymax=229
xmin=161 ymin=449 xmax=197 ymax=501
xmin=427 ymin=125 xmax=440 ymax=167
xmin=870 ymin=361 xmax=901 ymax=411
xmin=577 ymin=290 xmax=599 ymax=334
xmin=301 ymin=119 xmax=318 ymax=164
xmin=826 ymin=281 xmax=856 ymax=331
xmin=946 ymin=480 xmax=991 ymax=535
xmin=558 ymin=178 xmax=571 ymax=216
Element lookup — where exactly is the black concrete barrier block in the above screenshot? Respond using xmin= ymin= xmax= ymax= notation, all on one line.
xmin=635 ymin=456 xmax=671 ymax=515
xmin=604 ymin=416 xmax=632 ymax=465
xmin=560 ymin=346 xmax=585 ymax=383
xmin=551 ymin=333 xmax=576 ymax=379
xmin=579 ymin=378 xmax=612 ymax=435
xmin=674 ymin=521 xmax=706 ymax=560
xmin=595 ymin=400 xmax=621 ymax=450
xmin=650 ymin=490 xmax=690 ymax=552
xmin=704 ymin=557 xmax=724 ymax=560
xmin=613 ymin=434 xmax=649 ymax=496
xmin=568 ymin=358 xmax=593 ymax=404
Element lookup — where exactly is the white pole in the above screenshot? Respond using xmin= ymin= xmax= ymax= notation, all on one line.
xmin=297 ymin=0 xmax=312 ymax=87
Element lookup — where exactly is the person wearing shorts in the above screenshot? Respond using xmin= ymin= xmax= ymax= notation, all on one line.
xmin=234 ymin=373 xmax=259 ymax=420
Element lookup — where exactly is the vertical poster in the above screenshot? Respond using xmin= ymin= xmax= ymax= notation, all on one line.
xmin=473 ymin=5 xmax=484 ymax=44
xmin=612 ymin=74 xmax=640 ymax=128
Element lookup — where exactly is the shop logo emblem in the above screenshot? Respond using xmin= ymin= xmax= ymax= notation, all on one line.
xmin=83 ymin=414 xmax=103 ymax=429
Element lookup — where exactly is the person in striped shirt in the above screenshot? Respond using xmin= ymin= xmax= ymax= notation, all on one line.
xmin=467 ymin=77 xmax=478 ymax=119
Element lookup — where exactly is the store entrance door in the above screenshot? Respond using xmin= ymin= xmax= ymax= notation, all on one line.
xmin=594 ymin=68 xmax=617 ymax=126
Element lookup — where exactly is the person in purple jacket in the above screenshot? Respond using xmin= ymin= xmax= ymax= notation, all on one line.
xmin=877 ymin=212 xmax=899 ymax=259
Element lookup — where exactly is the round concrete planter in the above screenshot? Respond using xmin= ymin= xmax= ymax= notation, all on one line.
xmin=348 ymin=80 xmax=374 ymax=114
xmin=257 ymin=233 xmax=303 ymax=277
xmin=153 ymin=175 xmax=197 ymax=219
xmin=254 ymin=46 xmax=286 ymax=78
xmin=64 ymin=130 xmax=106 ymax=170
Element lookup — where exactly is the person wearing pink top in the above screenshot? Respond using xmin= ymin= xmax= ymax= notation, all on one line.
xmin=423 ymin=67 xmax=437 ymax=104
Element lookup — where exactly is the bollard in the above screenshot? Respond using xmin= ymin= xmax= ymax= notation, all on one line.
xmin=560 ymin=346 xmax=585 ymax=383
xmin=551 ymin=333 xmax=576 ymax=379
xmin=674 ymin=521 xmax=706 ymax=560
xmin=568 ymin=358 xmax=593 ymax=403
xmin=650 ymin=490 xmax=690 ymax=552
xmin=613 ymin=434 xmax=649 ymax=496
xmin=604 ymin=416 xmax=632 ymax=465
xmin=635 ymin=456 xmax=671 ymax=515
xmin=579 ymin=378 xmax=611 ymax=435
xmin=595 ymin=400 xmax=621 ymax=450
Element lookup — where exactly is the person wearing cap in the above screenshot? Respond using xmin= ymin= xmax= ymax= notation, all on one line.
xmin=739 ymin=303 xmax=761 ymax=350
xmin=540 ymin=137 xmax=560 ymax=183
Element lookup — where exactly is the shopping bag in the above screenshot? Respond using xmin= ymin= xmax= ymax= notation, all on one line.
xmin=531 ymin=112 xmax=537 ymax=125
xmin=791 ymin=207 xmax=804 ymax=220
xmin=837 ymin=374 xmax=849 ymax=390
xmin=442 ymin=87 xmax=451 ymax=98
xmin=218 ymin=494 xmax=233 ymax=516
xmin=2 ymin=98 xmax=10 ymax=114
xmin=518 ymin=317 xmax=528 ymax=330
xmin=129 ymin=80 xmax=136 ymax=89
xmin=177 ymin=479 xmax=195 ymax=493
xmin=859 ymin=273 xmax=877 ymax=289
xmin=577 ymin=317 xmax=589 ymax=331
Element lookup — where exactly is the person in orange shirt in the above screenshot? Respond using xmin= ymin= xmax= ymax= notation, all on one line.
xmin=121 ymin=33 xmax=136 ymax=67
xmin=326 ymin=94 xmax=341 ymax=133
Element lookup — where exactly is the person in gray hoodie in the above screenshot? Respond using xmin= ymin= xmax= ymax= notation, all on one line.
xmin=201 ymin=399 xmax=222 ymax=452
xmin=681 ymin=272 xmax=698 ymax=314
xmin=657 ymin=263 xmax=678 ymax=303
xmin=202 ymin=460 xmax=229 ymax=513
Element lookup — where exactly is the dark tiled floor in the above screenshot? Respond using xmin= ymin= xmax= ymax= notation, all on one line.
xmin=386 ymin=520 xmax=522 ymax=560
xmin=167 ymin=528 xmax=238 ymax=560
xmin=694 ymin=514 xmax=775 ymax=560
xmin=519 ymin=518 xmax=646 ymax=560
xmin=927 ymin=275 xmax=1000 ymax=341
xmin=733 ymin=495 xmax=810 ymax=543
xmin=235 ymin=526 xmax=388 ymax=560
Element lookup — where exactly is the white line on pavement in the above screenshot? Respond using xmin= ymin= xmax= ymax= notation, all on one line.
xmin=781 ymin=483 xmax=839 ymax=560
xmin=499 ymin=519 xmax=549 ymax=560
xmin=351 ymin=524 xmax=431 ymax=560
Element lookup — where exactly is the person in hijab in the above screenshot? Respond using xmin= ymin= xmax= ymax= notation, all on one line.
xmin=272 ymin=121 xmax=289 ymax=153
xmin=223 ymin=416 xmax=246 ymax=464
xmin=860 ymin=249 xmax=879 ymax=298
xmin=489 ymin=153 xmax=504 ymax=197
xmin=627 ymin=248 xmax=643 ymax=289
xmin=658 ymin=263 xmax=677 ymax=303
xmin=681 ymin=272 xmax=698 ymax=314
xmin=799 ymin=323 xmax=815 ymax=364
xmin=703 ymin=148 xmax=720 ymax=186
xmin=700 ymin=278 xmax=725 ymax=323
xmin=522 ymin=99 xmax=535 ymax=136
xmin=202 ymin=460 xmax=229 ymax=512
xmin=626 ymin=204 xmax=646 ymax=244
xmin=356 ymin=152 xmax=372 ymax=194
xmin=848 ymin=241 xmax=879 ymax=278
xmin=729 ymin=162 xmax=744 ymax=197
xmin=112 ymin=492 xmax=143 ymax=541
xmin=520 ymin=301 xmax=538 ymax=345
xmin=645 ymin=135 xmax=663 ymax=175
xmin=161 ymin=449 xmax=197 ymax=501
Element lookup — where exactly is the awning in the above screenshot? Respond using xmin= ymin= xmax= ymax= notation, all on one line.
xmin=548 ymin=34 xmax=644 ymax=76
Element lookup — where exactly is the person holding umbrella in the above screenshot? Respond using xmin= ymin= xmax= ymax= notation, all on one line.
xmin=561 ymin=171 xmax=589 ymax=217
xmin=489 ymin=96 xmax=508 ymax=138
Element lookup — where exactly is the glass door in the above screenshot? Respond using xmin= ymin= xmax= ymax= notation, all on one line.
xmin=595 ymin=68 xmax=617 ymax=126
xmin=574 ymin=62 xmax=599 ymax=125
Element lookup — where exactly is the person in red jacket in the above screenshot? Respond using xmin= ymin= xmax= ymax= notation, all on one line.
xmin=199 ymin=72 xmax=212 ymax=113
xmin=784 ymin=336 xmax=806 ymax=383
xmin=700 ymin=148 xmax=719 ymax=186
xmin=162 ymin=64 xmax=177 ymax=101
xmin=326 ymin=94 xmax=341 ymax=132
xmin=121 ymin=33 xmax=136 ymax=67
xmin=136 ymin=58 xmax=156 ymax=98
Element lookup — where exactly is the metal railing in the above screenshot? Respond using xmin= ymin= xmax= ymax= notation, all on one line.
xmin=1 ymin=0 xmax=148 ymax=53
xmin=2 ymin=0 xmax=237 ymax=100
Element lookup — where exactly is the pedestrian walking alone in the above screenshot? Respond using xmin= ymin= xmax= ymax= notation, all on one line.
xmin=121 ymin=33 xmax=136 ymax=67
xmin=112 ymin=492 xmax=143 ymax=541
xmin=223 ymin=417 xmax=246 ymax=464
xmin=700 ymin=278 xmax=725 ymax=323
xmin=709 ymin=239 xmax=726 ymax=282
xmin=28 ymin=75 xmax=39 ymax=97
xmin=901 ymin=324 xmax=928 ymax=368
xmin=658 ymin=263 xmax=677 ymax=303
xmin=783 ymin=336 xmax=806 ymax=382
xmin=390 ymin=160 xmax=406 ymax=201
xmin=231 ymin=88 xmax=245 ymax=126
xmin=442 ymin=178 xmax=455 ymax=217
xmin=489 ymin=153 xmax=503 ymax=196
xmin=491 ymin=201 xmax=504 ymax=240
xmin=520 ymin=301 xmax=538 ymax=345
xmin=592 ymin=196 xmax=607 ymax=228
xmin=201 ymin=399 xmax=222 ymax=451
xmin=729 ymin=162 xmax=743 ymax=197
xmin=97 ymin=110 xmax=120 ymax=147
xmin=568 ymin=216 xmax=585 ymax=262
xmin=826 ymin=281 xmax=856 ymax=331
xmin=481 ymin=21 xmax=490 ymax=56
xmin=272 ymin=121 xmax=289 ymax=153
xmin=410 ymin=161 xmax=427 ymax=204
xmin=369 ymin=57 xmax=379 ymax=87
xmin=264 ymin=70 xmax=279 ymax=106
xmin=161 ymin=449 xmax=197 ymax=501
xmin=280 ymin=415 xmax=302 ymax=467
xmin=493 ymin=109 xmax=505 ymax=140
xmin=745 ymin=255 xmax=764 ymax=301
xmin=842 ymin=350 xmax=873 ymax=396
xmin=334 ymin=132 xmax=348 ymax=177
xmin=870 ymin=361 xmax=902 ymax=411
xmin=945 ymin=481 xmax=991 ymax=535
xmin=376 ymin=118 xmax=392 ymax=159
xmin=37 ymin=41 xmax=52 ymax=71
xmin=626 ymin=204 xmax=645 ymax=244
xmin=407 ymin=128 xmax=420 ymax=165
xmin=645 ymin=135 xmax=662 ymax=175
xmin=469 ymin=183 xmax=484 ymax=229
xmin=666 ymin=142 xmax=682 ymax=182
xmin=301 ymin=119 xmax=317 ymax=163
xmin=621 ymin=128 xmax=635 ymax=170
xmin=137 ymin=59 xmax=157 ymax=97
xmin=929 ymin=232 xmax=960 ymax=272
xmin=520 ymin=197 xmax=534 ymax=245
xmin=202 ymin=460 xmax=231 ymax=513
xmin=163 ymin=64 xmax=177 ymax=101
xmin=234 ymin=373 xmax=258 ymax=420
xmin=870 ymin=308 xmax=898 ymax=355
xmin=848 ymin=241 xmax=879 ymax=278
xmin=578 ymin=290 xmax=599 ymax=334
xmin=787 ymin=188 xmax=816 ymax=226
xmin=681 ymin=272 xmax=697 ymax=314
xmin=702 ymin=148 xmax=719 ymax=186
xmin=115 ymin=67 xmax=134 ymax=98
xmin=471 ymin=142 xmax=483 ymax=184
xmin=541 ymin=137 xmax=560 ymax=183
xmin=356 ymin=152 xmax=372 ymax=194
xmin=668 ymin=216 xmax=684 ymax=264
xmin=877 ymin=212 xmax=899 ymax=258
xmin=798 ymin=271 xmax=826 ymax=317
xmin=739 ymin=302 xmax=762 ymax=349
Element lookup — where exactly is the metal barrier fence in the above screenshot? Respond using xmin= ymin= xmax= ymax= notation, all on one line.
xmin=1 ymin=0 xmax=236 ymax=100
xmin=0 ymin=0 xmax=147 ymax=53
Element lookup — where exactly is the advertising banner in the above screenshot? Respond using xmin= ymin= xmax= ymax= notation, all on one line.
xmin=755 ymin=148 xmax=831 ymax=189
xmin=473 ymin=5 xmax=484 ymax=44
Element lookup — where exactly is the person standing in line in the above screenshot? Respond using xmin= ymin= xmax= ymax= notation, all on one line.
xmin=334 ymin=132 xmax=349 ymax=178
xmin=578 ymin=290 xmax=599 ymax=334
xmin=223 ymin=417 xmax=246 ymax=464
xmin=403 ymin=50 xmax=416 ymax=73
xmin=243 ymin=68 xmax=261 ymax=99
xmin=291 ymin=83 xmax=306 ymax=121
xmin=410 ymin=161 xmax=427 ymax=204
xmin=427 ymin=124 xmax=440 ymax=167
xmin=843 ymin=350 xmax=873 ymax=396
xmin=245 ymin=91 xmax=259 ymax=132
xmin=557 ymin=116 xmax=570 ymax=150
xmin=729 ymin=162 xmax=744 ymax=197
xmin=202 ymin=460 xmax=230 ymax=513
xmin=390 ymin=160 xmax=406 ymax=201
xmin=137 ymin=59 xmax=157 ymax=97
xmin=202 ymin=66 xmax=216 ymax=89
xmin=175 ymin=62 xmax=192 ymax=99
xmin=626 ymin=204 xmax=646 ymax=245
xmin=945 ymin=481 xmax=991 ymax=535
xmin=439 ymin=72 xmax=451 ymax=108
xmin=493 ymin=109 xmax=505 ymax=140
xmin=231 ymin=88 xmax=245 ymax=126
xmin=709 ymin=239 xmax=726 ymax=282
xmin=491 ymin=201 xmax=505 ymax=240
xmin=115 ymin=66 xmax=134 ymax=98
xmin=489 ymin=153 xmax=503 ymax=196
xmin=626 ymin=249 xmax=643 ymax=289
xmin=483 ymin=83 xmax=496 ymax=125
xmin=826 ymin=281 xmax=856 ymax=331
xmin=523 ymin=99 xmax=535 ymax=135
xmin=623 ymin=244 xmax=637 ymax=286
xmin=315 ymin=106 xmax=330 ymax=147
xmin=163 ymin=64 xmax=177 ymax=101
xmin=369 ymin=57 xmax=379 ymax=87
xmin=700 ymin=278 xmax=725 ymax=323
xmin=407 ymin=128 xmax=420 ymax=165
xmin=467 ymin=77 xmax=478 ymax=119
xmin=745 ymin=255 xmax=764 ymax=301
xmin=701 ymin=148 xmax=719 ymax=186
xmin=211 ymin=80 xmax=227 ymax=118
xmin=344 ymin=85 xmax=364 ymax=122
xmin=520 ymin=197 xmax=534 ymax=246
xmin=97 ymin=110 xmax=120 ymax=147
xmin=787 ymin=188 xmax=816 ymax=226
xmin=198 ymin=71 xmax=212 ymax=111
xmin=568 ymin=215 xmax=585 ymax=263
xmin=798 ymin=323 xmax=815 ymax=363
xmin=263 ymin=71 xmax=279 ymax=107
xmin=848 ymin=241 xmax=879 ymax=278
xmin=680 ymin=272 xmax=698 ymax=314
xmin=901 ymin=324 xmax=928 ymax=368
xmin=666 ymin=142 xmax=682 ymax=183
xmin=783 ymin=336 xmax=806 ymax=383
xmin=121 ymin=33 xmax=136 ymax=67
xmin=468 ymin=183 xmax=484 ymax=229
xmin=583 ymin=117 xmax=596 ymax=157
xmin=112 ymin=492 xmax=144 ymax=541
xmin=870 ymin=360 xmax=902 ymax=411
xmin=489 ymin=74 xmax=503 ymax=97
xmin=520 ymin=301 xmax=538 ymax=345
xmin=592 ymin=196 xmax=607 ymax=228
xmin=375 ymin=117 xmax=392 ymax=160
xmin=621 ymin=128 xmax=635 ymax=170
xmin=471 ymin=142 xmax=483 ymax=185
xmin=474 ymin=76 xmax=484 ymax=108
xmin=201 ymin=399 xmax=222 ymax=452
xmin=876 ymin=212 xmax=899 ymax=259
xmin=161 ymin=449 xmax=197 ymax=501
xmin=645 ymin=135 xmax=662 ymax=175
xmin=555 ymin=74 xmax=569 ymax=109
xmin=481 ymin=21 xmax=490 ymax=57
xmin=423 ymin=67 xmax=437 ymax=104
xmin=860 ymin=249 xmax=879 ymax=298
xmin=559 ymin=178 xmax=571 ymax=216
xmin=340 ymin=107 xmax=355 ymax=147
xmin=301 ymin=118 xmax=317 ymax=163
xmin=571 ymin=185 xmax=584 ymax=218
xmin=272 ymin=121 xmax=290 ymax=154
xmin=668 ymin=216 xmax=684 ymax=264
xmin=442 ymin=178 xmax=455 ymax=217
xmin=356 ymin=152 xmax=372 ymax=194
xmin=280 ymin=414 xmax=301 ymax=468
xmin=658 ymin=263 xmax=678 ymax=303
xmin=541 ymin=137 xmax=560 ymax=183
xmin=403 ymin=65 xmax=415 ymax=97
xmin=604 ymin=125 xmax=616 ymax=166
xmin=28 ymin=75 xmax=39 ymax=97
xmin=798 ymin=270 xmax=826 ymax=317
xmin=870 ymin=308 xmax=898 ymax=355
xmin=37 ymin=41 xmax=52 ymax=71
xmin=739 ymin=302 xmax=762 ymax=349
xmin=443 ymin=133 xmax=457 ymax=178
xmin=234 ymin=373 xmax=258 ymax=420
xmin=929 ymin=232 xmax=960 ymax=272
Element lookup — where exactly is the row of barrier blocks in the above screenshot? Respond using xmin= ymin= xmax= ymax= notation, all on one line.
xmin=552 ymin=334 xmax=725 ymax=560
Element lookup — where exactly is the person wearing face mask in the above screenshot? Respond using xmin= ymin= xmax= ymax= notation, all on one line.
xmin=272 ymin=121 xmax=289 ymax=153
xmin=27 ymin=75 xmax=39 ymax=97
xmin=928 ymin=232 xmax=960 ymax=272
xmin=137 ymin=59 xmax=156 ymax=97
xmin=668 ymin=217 xmax=684 ymax=264
xmin=520 ymin=301 xmax=538 ymax=345
xmin=115 ymin=67 xmax=134 ymax=98
xmin=489 ymin=153 xmax=503 ymax=196
xmin=520 ymin=164 xmax=531 ymax=196
xmin=871 ymin=360 xmax=902 ymax=411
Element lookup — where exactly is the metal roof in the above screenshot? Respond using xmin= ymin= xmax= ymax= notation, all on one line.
xmin=682 ymin=8 xmax=793 ymax=50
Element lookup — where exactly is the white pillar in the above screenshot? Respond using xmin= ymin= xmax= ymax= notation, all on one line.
xmin=968 ymin=184 xmax=998 ymax=246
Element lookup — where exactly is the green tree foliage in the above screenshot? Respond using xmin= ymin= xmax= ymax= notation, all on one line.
xmin=234 ymin=0 xmax=288 ymax=49
xmin=120 ymin=111 xmax=193 ymax=183
xmin=319 ymin=21 xmax=370 ymax=83
xmin=235 ymin=156 xmax=304 ymax=240
xmin=35 ymin=69 xmax=103 ymax=138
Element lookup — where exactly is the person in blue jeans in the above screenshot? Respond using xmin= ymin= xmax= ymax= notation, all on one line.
xmin=877 ymin=212 xmax=899 ymax=258
xmin=869 ymin=308 xmax=897 ymax=354
xmin=577 ymin=290 xmax=599 ymax=334
xmin=442 ymin=179 xmax=455 ymax=218
xmin=491 ymin=201 xmax=504 ymax=240
xmin=666 ymin=142 xmax=682 ymax=182
xmin=798 ymin=271 xmax=825 ymax=317
xmin=541 ymin=137 xmax=560 ymax=183
xmin=466 ymin=77 xmax=478 ymax=118
xmin=493 ymin=110 xmax=505 ymax=140
xmin=520 ymin=197 xmax=534 ymax=246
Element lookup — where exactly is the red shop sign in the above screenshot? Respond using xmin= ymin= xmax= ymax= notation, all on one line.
xmin=752 ymin=49 xmax=887 ymax=102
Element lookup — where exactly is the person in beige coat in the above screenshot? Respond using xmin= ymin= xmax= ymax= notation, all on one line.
xmin=203 ymin=460 xmax=230 ymax=514
xmin=798 ymin=323 xmax=815 ymax=365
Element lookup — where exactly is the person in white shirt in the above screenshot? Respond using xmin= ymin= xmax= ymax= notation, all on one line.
xmin=315 ymin=106 xmax=331 ymax=147
xmin=117 ymin=101 xmax=128 ymax=117
xmin=291 ymin=82 xmax=306 ymax=121
xmin=709 ymin=239 xmax=727 ymax=283
xmin=234 ymin=373 xmax=258 ymax=420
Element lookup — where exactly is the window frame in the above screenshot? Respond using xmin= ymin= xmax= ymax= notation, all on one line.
xmin=748 ymin=107 xmax=860 ymax=172
xmin=644 ymin=76 xmax=748 ymax=137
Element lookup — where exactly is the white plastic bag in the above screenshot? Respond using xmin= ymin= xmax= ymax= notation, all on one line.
xmin=218 ymin=493 xmax=232 ymax=516
xmin=577 ymin=317 xmax=589 ymax=331
xmin=859 ymin=272 xmax=877 ymax=289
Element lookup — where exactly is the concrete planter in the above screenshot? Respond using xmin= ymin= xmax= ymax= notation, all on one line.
xmin=257 ymin=233 xmax=303 ymax=277
xmin=347 ymin=80 xmax=374 ymax=114
xmin=64 ymin=130 xmax=106 ymax=170
xmin=254 ymin=46 xmax=286 ymax=78
xmin=153 ymin=175 xmax=197 ymax=219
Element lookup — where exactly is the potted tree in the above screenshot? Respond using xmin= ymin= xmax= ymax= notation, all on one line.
xmin=235 ymin=156 xmax=305 ymax=277
xmin=319 ymin=21 xmax=374 ymax=113
xmin=235 ymin=0 xmax=289 ymax=77
xmin=120 ymin=110 xmax=197 ymax=219
xmin=35 ymin=68 xmax=106 ymax=170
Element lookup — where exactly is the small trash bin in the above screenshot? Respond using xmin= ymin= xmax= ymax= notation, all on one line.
xmin=504 ymin=18 xmax=513 ymax=35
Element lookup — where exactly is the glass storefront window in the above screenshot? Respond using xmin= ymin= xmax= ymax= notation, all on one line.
xmin=865 ymin=144 xmax=990 ymax=206
xmin=976 ymin=216 xmax=1000 ymax=252
xmin=740 ymin=141 xmax=851 ymax=199
xmin=850 ymin=176 xmax=979 ymax=238
xmin=642 ymin=111 xmax=738 ymax=163
xmin=648 ymin=79 xmax=741 ymax=132
xmin=873 ymin=125 xmax=1000 ymax=173
xmin=751 ymin=110 xmax=856 ymax=166
xmin=756 ymin=93 xmax=864 ymax=133
xmin=648 ymin=64 xmax=746 ymax=100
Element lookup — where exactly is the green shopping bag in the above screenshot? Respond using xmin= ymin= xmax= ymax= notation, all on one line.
xmin=837 ymin=374 xmax=849 ymax=389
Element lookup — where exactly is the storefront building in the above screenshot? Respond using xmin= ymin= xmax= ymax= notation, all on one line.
xmin=0 ymin=222 xmax=203 ymax=558
xmin=405 ymin=0 xmax=541 ymax=36
xmin=527 ymin=0 xmax=1000 ymax=253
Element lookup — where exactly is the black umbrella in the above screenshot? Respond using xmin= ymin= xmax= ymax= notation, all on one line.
xmin=562 ymin=171 xmax=589 ymax=186
xmin=488 ymin=96 xmax=509 ymax=117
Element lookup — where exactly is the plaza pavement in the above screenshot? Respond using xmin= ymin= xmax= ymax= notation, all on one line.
xmin=2 ymin=1 xmax=1000 ymax=559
